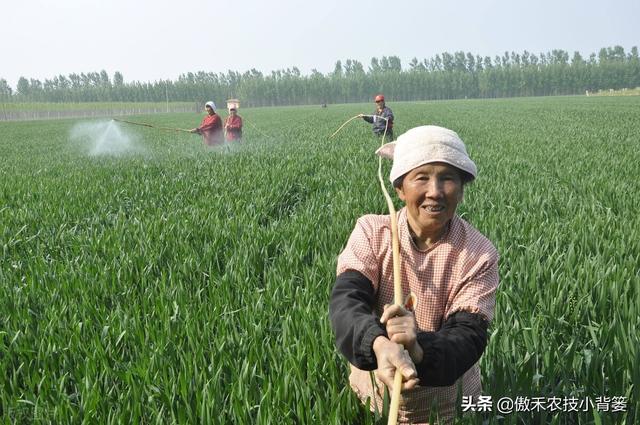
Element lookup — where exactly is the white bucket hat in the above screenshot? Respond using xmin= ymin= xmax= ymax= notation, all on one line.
xmin=205 ymin=101 xmax=216 ymax=111
xmin=375 ymin=125 xmax=477 ymax=183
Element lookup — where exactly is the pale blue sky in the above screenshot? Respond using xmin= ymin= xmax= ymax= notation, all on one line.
xmin=1 ymin=0 xmax=638 ymax=88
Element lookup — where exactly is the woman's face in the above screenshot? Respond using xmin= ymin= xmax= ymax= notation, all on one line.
xmin=395 ymin=162 xmax=464 ymax=240
xmin=205 ymin=105 xmax=214 ymax=115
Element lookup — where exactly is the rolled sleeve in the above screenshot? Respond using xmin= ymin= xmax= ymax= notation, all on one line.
xmin=446 ymin=249 xmax=499 ymax=322
xmin=336 ymin=217 xmax=381 ymax=291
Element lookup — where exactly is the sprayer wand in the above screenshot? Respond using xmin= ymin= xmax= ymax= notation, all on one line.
xmin=329 ymin=114 xmax=391 ymax=139
xmin=330 ymin=114 xmax=404 ymax=425
xmin=112 ymin=118 xmax=192 ymax=133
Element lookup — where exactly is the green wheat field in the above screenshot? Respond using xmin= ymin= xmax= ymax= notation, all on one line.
xmin=1 ymin=96 xmax=638 ymax=424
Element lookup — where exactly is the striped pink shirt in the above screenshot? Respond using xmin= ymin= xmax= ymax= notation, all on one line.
xmin=337 ymin=207 xmax=499 ymax=424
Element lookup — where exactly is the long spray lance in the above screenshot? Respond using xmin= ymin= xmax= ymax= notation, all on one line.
xmin=329 ymin=115 xmax=363 ymax=139
xmin=223 ymin=112 xmax=231 ymax=141
xmin=330 ymin=114 xmax=404 ymax=425
xmin=245 ymin=119 xmax=272 ymax=140
xmin=329 ymin=114 xmax=389 ymax=139
xmin=112 ymin=118 xmax=193 ymax=133
xmin=375 ymin=118 xmax=405 ymax=425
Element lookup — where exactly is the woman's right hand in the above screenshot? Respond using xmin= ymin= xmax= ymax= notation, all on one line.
xmin=372 ymin=336 xmax=419 ymax=391
xmin=381 ymin=304 xmax=423 ymax=364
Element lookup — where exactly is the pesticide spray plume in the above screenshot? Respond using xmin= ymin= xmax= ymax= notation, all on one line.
xmin=70 ymin=119 xmax=145 ymax=156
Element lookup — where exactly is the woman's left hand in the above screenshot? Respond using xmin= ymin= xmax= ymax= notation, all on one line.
xmin=381 ymin=304 xmax=424 ymax=364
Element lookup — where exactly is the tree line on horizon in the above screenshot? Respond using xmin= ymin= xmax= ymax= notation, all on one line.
xmin=1 ymin=46 xmax=639 ymax=106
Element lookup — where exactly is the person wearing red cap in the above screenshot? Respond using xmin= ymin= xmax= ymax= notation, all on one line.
xmin=360 ymin=94 xmax=394 ymax=141
xmin=190 ymin=101 xmax=224 ymax=146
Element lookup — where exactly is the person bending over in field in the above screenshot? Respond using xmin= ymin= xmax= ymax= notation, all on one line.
xmin=190 ymin=101 xmax=223 ymax=146
xmin=360 ymin=94 xmax=394 ymax=142
xmin=330 ymin=125 xmax=499 ymax=424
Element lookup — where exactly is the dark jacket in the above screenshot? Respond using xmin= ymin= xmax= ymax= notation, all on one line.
xmin=363 ymin=106 xmax=394 ymax=135
xmin=329 ymin=270 xmax=489 ymax=387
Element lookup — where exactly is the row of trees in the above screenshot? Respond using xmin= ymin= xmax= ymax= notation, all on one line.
xmin=2 ymin=46 xmax=639 ymax=106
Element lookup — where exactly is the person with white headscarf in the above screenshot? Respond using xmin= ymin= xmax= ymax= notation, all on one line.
xmin=190 ymin=101 xmax=223 ymax=146
xmin=330 ymin=125 xmax=499 ymax=424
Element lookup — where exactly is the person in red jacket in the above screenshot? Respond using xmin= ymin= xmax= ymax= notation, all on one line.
xmin=224 ymin=107 xmax=243 ymax=142
xmin=190 ymin=101 xmax=223 ymax=146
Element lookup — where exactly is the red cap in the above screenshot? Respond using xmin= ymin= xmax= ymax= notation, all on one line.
xmin=374 ymin=94 xmax=385 ymax=102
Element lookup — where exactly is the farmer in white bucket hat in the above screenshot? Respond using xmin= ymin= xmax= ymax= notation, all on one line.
xmin=190 ymin=101 xmax=223 ymax=146
xmin=330 ymin=125 xmax=499 ymax=424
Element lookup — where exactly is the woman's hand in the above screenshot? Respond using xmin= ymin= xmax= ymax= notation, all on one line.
xmin=381 ymin=304 xmax=424 ymax=364
xmin=372 ymin=336 xmax=419 ymax=391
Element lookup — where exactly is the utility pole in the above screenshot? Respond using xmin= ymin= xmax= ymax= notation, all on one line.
xmin=165 ymin=80 xmax=169 ymax=113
